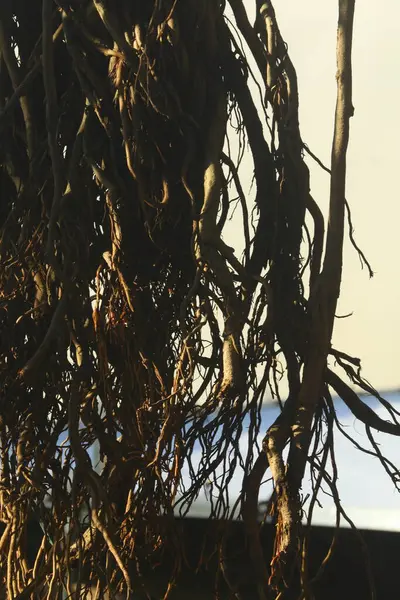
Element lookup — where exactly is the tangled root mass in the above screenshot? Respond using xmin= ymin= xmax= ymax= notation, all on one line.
xmin=0 ymin=1 xmax=397 ymax=597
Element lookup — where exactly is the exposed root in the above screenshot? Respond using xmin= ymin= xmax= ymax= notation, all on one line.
xmin=0 ymin=1 xmax=392 ymax=599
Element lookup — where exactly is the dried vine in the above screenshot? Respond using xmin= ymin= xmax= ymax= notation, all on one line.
xmin=0 ymin=1 xmax=397 ymax=598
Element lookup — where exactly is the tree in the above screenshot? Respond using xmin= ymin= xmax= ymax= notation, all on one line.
xmin=0 ymin=1 xmax=398 ymax=598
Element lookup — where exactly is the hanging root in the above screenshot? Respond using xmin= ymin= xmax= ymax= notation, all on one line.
xmin=0 ymin=1 xmax=392 ymax=599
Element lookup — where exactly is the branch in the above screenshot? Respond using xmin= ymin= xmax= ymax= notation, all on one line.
xmin=18 ymin=292 xmax=68 ymax=379
xmin=322 ymin=0 xmax=355 ymax=295
xmin=303 ymin=144 xmax=374 ymax=278
xmin=42 ymin=0 xmax=65 ymax=262
xmin=306 ymin=194 xmax=325 ymax=290
xmin=228 ymin=0 xmax=267 ymax=78
xmin=0 ymin=11 xmax=35 ymax=162
xmin=0 ymin=22 xmax=63 ymax=126
xmin=327 ymin=369 xmax=400 ymax=436
xmin=275 ymin=0 xmax=356 ymax=583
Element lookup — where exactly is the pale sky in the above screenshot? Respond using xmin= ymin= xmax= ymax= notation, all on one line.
xmin=231 ymin=1 xmax=400 ymax=391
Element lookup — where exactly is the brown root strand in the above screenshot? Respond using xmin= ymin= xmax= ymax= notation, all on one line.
xmin=0 ymin=2 xmax=392 ymax=599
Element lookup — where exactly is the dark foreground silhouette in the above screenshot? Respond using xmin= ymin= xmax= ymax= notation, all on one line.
xmin=5 ymin=516 xmax=398 ymax=599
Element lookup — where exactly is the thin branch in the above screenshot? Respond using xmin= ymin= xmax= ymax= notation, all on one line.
xmin=327 ymin=369 xmax=400 ymax=436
